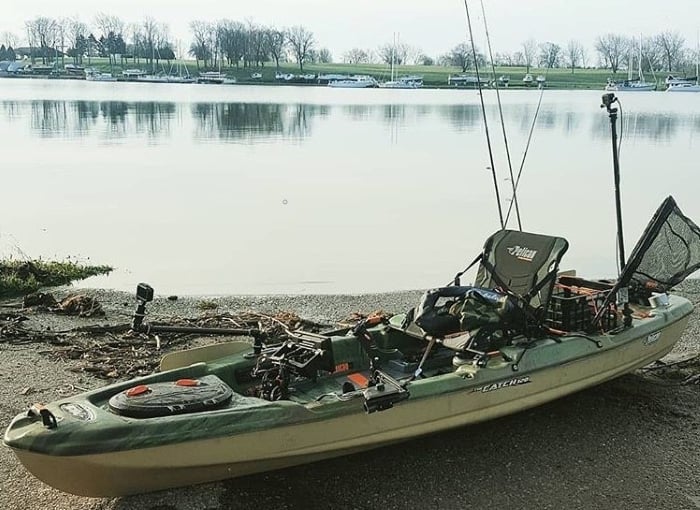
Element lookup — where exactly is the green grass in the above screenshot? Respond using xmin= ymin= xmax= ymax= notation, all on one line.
xmin=0 ymin=260 xmax=113 ymax=299
xmin=77 ymin=57 xmax=622 ymax=89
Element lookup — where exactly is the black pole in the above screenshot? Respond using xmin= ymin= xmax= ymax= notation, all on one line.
xmin=602 ymin=93 xmax=626 ymax=271
xmin=601 ymin=93 xmax=632 ymax=327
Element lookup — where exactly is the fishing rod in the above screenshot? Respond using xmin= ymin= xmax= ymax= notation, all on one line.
xmin=504 ymin=66 xmax=549 ymax=226
xmin=478 ymin=0 xmax=521 ymax=231
xmin=462 ymin=0 xmax=504 ymax=229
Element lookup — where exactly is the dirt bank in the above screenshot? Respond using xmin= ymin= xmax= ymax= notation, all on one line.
xmin=1 ymin=283 xmax=699 ymax=510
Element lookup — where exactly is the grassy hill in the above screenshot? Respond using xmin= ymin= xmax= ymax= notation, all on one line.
xmin=81 ymin=57 xmax=621 ymax=89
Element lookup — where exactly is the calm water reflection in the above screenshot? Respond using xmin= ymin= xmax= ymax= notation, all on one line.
xmin=1 ymin=80 xmax=699 ymax=294
xmin=5 ymin=99 xmax=700 ymax=142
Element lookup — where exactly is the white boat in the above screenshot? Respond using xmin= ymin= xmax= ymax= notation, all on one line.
xmin=137 ymin=75 xmax=172 ymax=83
xmin=605 ymin=38 xmax=656 ymax=91
xmin=448 ymin=74 xmax=488 ymax=87
xmin=197 ymin=71 xmax=235 ymax=85
xmin=317 ymin=73 xmax=347 ymax=84
xmin=122 ymin=69 xmax=147 ymax=79
xmin=85 ymin=69 xmax=117 ymax=82
xmin=328 ymin=75 xmax=378 ymax=88
xmin=251 ymin=72 xmax=262 ymax=80
xmin=164 ymin=75 xmax=196 ymax=84
xmin=605 ymin=78 xmax=656 ymax=92
xmin=667 ymin=40 xmax=700 ymax=92
xmin=380 ymin=75 xmax=423 ymax=89
xmin=379 ymin=34 xmax=421 ymax=89
xmin=665 ymin=75 xmax=696 ymax=86
xmin=523 ymin=74 xmax=534 ymax=84
xmin=667 ymin=81 xmax=700 ymax=92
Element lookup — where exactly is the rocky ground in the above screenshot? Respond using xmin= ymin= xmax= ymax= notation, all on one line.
xmin=0 ymin=283 xmax=699 ymax=510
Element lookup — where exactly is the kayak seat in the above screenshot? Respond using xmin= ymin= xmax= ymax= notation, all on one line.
xmin=474 ymin=229 xmax=569 ymax=313
xmin=412 ymin=230 xmax=569 ymax=353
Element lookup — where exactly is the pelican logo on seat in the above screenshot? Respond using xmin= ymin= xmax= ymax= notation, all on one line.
xmin=507 ymin=245 xmax=538 ymax=262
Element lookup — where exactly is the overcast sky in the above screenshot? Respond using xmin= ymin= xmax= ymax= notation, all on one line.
xmin=4 ymin=0 xmax=700 ymax=58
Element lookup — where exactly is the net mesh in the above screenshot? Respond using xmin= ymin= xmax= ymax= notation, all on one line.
xmin=623 ymin=196 xmax=700 ymax=293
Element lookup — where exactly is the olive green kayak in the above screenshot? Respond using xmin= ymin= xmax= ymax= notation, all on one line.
xmin=3 ymin=292 xmax=692 ymax=497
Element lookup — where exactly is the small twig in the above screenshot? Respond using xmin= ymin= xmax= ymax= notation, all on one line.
xmin=641 ymin=353 xmax=700 ymax=371
xmin=683 ymin=374 xmax=700 ymax=385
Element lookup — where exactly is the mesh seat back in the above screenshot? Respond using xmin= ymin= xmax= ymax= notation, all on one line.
xmin=474 ymin=230 xmax=569 ymax=310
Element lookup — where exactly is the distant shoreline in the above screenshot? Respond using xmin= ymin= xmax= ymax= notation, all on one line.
xmin=0 ymin=58 xmax=643 ymax=91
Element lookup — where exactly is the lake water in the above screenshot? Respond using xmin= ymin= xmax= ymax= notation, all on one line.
xmin=1 ymin=79 xmax=699 ymax=296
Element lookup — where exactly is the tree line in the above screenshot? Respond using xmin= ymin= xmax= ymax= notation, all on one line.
xmin=186 ymin=21 xmax=331 ymax=72
xmin=1 ymin=17 xmax=696 ymax=76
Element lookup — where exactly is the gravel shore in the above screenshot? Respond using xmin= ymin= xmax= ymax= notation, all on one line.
xmin=1 ymin=283 xmax=699 ymax=510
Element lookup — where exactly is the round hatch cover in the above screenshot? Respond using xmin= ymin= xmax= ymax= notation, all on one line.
xmin=109 ymin=375 xmax=234 ymax=418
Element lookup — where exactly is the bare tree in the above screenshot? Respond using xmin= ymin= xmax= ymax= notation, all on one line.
xmin=495 ymin=52 xmax=513 ymax=66
xmin=522 ymin=38 xmax=537 ymax=73
xmin=595 ymin=34 xmax=628 ymax=74
xmin=25 ymin=17 xmax=59 ymax=64
xmin=655 ymin=31 xmax=686 ymax=72
xmin=405 ymin=45 xmax=423 ymax=65
xmin=65 ymin=18 xmax=88 ymax=64
xmin=286 ymin=25 xmax=315 ymax=72
xmin=539 ymin=42 xmax=562 ymax=68
xmin=128 ymin=23 xmax=143 ymax=64
xmin=244 ymin=22 xmax=267 ymax=68
xmin=512 ymin=51 xmax=525 ymax=66
xmin=141 ymin=17 xmax=159 ymax=69
xmin=218 ymin=20 xmax=246 ymax=69
xmin=565 ymin=40 xmax=584 ymax=73
xmin=317 ymin=48 xmax=332 ymax=63
xmin=343 ymin=48 xmax=370 ymax=64
xmin=640 ymin=36 xmax=661 ymax=74
xmin=94 ymin=14 xmax=124 ymax=40
xmin=264 ymin=28 xmax=285 ymax=71
xmin=94 ymin=14 xmax=125 ymax=67
xmin=447 ymin=43 xmax=484 ymax=72
xmin=377 ymin=41 xmax=410 ymax=65
xmin=189 ymin=20 xmax=212 ymax=68
xmin=2 ymin=32 xmax=20 ymax=48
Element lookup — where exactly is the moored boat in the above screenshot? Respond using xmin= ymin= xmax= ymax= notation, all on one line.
xmin=328 ymin=75 xmax=378 ymax=88
xmin=122 ymin=69 xmax=147 ymax=80
xmin=448 ymin=74 xmax=488 ymax=87
xmin=666 ymin=81 xmax=700 ymax=92
xmin=197 ymin=71 xmax=235 ymax=84
xmin=605 ymin=78 xmax=656 ymax=91
xmin=380 ymin=75 xmax=424 ymax=89
xmin=85 ymin=69 xmax=117 ymax=82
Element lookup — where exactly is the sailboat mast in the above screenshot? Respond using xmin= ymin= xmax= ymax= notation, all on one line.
xmin=391 ymin=32 xmax=395 ymax=82
xmin=638 ymin=36 xmax=643 ymax=82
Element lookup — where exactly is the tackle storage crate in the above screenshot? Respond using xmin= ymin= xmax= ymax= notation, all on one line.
xmin=547 ymin=284 xmax=617 ymax=332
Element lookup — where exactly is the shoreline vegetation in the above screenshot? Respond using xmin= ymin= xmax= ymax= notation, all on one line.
xmin=0 ymin=59 xmax=638 ymax=90
xmin=1 ymin=16 xmax=694 ymax=91
xmin=0 ymin=259 xmax=112 ymax=299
